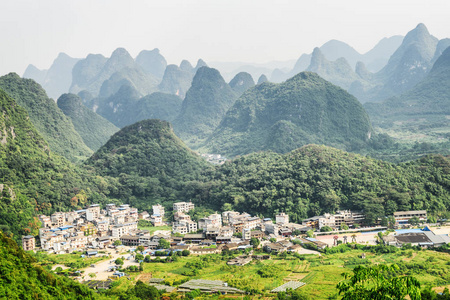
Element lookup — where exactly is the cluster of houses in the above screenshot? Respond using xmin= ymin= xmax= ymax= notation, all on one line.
xmin=23 ymin=204 xmax=141 ymax=252
xmin=21 ymin=202 xmax=438 ymax=254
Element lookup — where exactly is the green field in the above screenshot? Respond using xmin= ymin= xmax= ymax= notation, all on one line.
xmin=93 ymin=245 xmax=450 ymax=299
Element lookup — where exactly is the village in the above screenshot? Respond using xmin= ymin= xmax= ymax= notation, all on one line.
xmin=22 ymin=202 xmax=450 ymax=256
xmin=19 ymin=202 xmax=450 ymax=295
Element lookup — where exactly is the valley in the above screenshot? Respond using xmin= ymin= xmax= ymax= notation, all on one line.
xmin=1 ymin=4 xmax=450 ymax=298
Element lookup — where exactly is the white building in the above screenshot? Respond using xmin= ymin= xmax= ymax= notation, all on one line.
xmin=276 ymin=213 xmax=289 ymax=225
xmin=111 ymin=222 xmax=137 ymax=239
xmin=173 ymin=201 xmax=195 ymax=213
xmin=152 ymin=204 xmax=165 ymax=218
xmin=86 ymin=204 xmax=101 ymax=221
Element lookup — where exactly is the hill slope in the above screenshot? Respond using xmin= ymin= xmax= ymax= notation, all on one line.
xmin=205 ymin=145 xmax=450 ymax=223
xmin=365 ymin=46 xmax=450 ymax=143
xmin=0 ymin=73 xmax=93 ymax=162
xmin=57 ymin=93 xmax=119 ymax=151
xmin=0 ymin=232 xmax=94 ymax=299
xmin=0 ymin=89 xmax=109 ymax=238
xmin=172 ymin=67 xmax=238 ymax=146
xmin=206 ymin=72 xmax=372 ymax=157
xmin=86 ymin=119 xmax=212 ymax=207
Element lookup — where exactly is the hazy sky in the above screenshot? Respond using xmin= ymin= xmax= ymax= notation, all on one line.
xmin=1 ymin=0 xmax=450 ymax=76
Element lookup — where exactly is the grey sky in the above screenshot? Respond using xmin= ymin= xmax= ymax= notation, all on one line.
xmin=1 ymin=0 xmax=450 ymax=76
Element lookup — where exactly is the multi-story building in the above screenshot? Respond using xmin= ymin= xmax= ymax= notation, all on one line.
xmin=51 ymin=213 xmax=65 ymax=227
xmin=276 ymin=213 xmax=289 ymax=225
xmin=394 ymin=210 xmax=427 ymax=225
xmin=22 ymin=235 xmax=35 ymax=251
xmin=173 ymin=220 xmax=197 ymax=234
xmin=174 ymin=211 xmax=191 ymax=222
xmin=150 ymin=214 xmax=163 ymax=227
xmin=86 ymin=204 xmax=101 ymax=221
xmin=152 ymin=204 xmax=165 ymax=218
xmin=222 ymin=211 xmax=240 ymax=225
xmin=173 ymin=201 xmax=195 ymax=213
xmin=111 ymin=222 xmax=137 ymax=239
xmin=39 ymin=215 xmax=52 ymax=228
xmin=302 ymin=210 xmax=365 ymax=229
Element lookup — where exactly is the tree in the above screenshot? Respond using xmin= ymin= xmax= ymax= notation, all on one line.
xmin=136 ymin=245 xmax=145 ymax=253
xmin=158 ymin=238 xmax=170 ymax=249
xmin=115 ymin=258 xmax=124 ymax=266
xmin=135 ymin=253 xmax=144 ymax=262
xmin=250 ymin=237 xmax=260 ymax=248
xmin=306 ymin=230 xmax=314 ymax=238
xmin=340 ymin=224 xmax=349 ymax=230
xmin=270 ymin=238 xmax=277 ymax=243
xmin=182 ymin=249 xmax=190 ymax=256
xmin=409 ymin=217 xmax=420 ymax=226
xmin=320 ymin=226 xmax=333 ymax=232
xmin=337 ymin=264 xmax=421 ymax=300
xmin=134 ymin=280 xmax=160 ymax=299
xmin=113 ymin=240 xmax=122 ymax=246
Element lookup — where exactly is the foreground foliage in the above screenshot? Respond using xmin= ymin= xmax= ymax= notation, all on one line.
xmin=0 ymin=232 xmax=95 ymax=299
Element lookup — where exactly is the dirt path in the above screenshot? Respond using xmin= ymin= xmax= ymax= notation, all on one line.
xmin=80 ymin=250 xmax=139 ymax=281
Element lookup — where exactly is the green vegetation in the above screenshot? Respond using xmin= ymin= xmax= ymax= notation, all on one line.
xmin=57 ymin=93 xmax=119 ymax=151
xmin=0 ymin=73 xmax=93 ymax=162
xmin=85 ymin=119 xmax=212 ymax=212
xmin=0 ymin=88 xmax=110 ymax=239
xmin=96 ymin=90 xmax=182 ymax=129
xmin=206 ymin=72 xmax=372 ymax=157
xmin=199 ymin=145 xmax=450 ymax=224
xmin=0 ymin=231 xmax=94 ymax=299
xmin=364 ymin=46 xmax=450 ymax=156
xmin=158 ymin=64 xmax=193 ymax=99
xmin=172 ymin=66 xmax=237 ymax=147
xmin=337 ymin=264 xmax=421 ymax=300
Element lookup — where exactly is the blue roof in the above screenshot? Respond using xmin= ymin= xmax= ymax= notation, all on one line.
xmin=58 ymin=225 xmax=74 ymax=230
xmin=263 ymin=218 xmax=272 ymax=221
xmin=395 ymin=229 xmax=423 ymax=234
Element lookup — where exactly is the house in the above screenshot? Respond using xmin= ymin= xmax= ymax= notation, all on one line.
xmin=173 ymin=201 xmax=195 ymax=213
xmin=276 ymin=213 xmax=289 ymax=225
xmin=394 ymin=210 xmax=427 ymax=225
xmin=22 ymin=235 xmax=35 ymax=251
xmin=183 ymin=233 xmax=205 ymax=244
xmin=120 ymin=235 xmax=140 ymax=246
xmin=138 ymin=211 xmax=150 ymax=220
xmin=280 ymin=228 xmax=292 ymax=237
xmin=223 ymin=243 xmax=239 ymax=251
xmin=251 ymin=230 xmax=265 ymax=239
xmin=152 ymin=205 xmax=165 ymax=218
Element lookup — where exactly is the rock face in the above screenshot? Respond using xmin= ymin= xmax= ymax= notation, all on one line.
xmin=23 ymin=53 xmax=80 ymax=100
xmin=206 ymin=72 xmax=372 ymax=157
xmin=365 ymin=46 xmax=450 ymax=135
xmin=257 ymin=74 xmax=268 ymax=85
xmin=229 ymin=72 xmax=255 ymax=96
xmin=70 ymin=48 xmax=158 ymax=97
xmin=172 ymin=67 xmax=237 ymax=145
xmin=57 ymin=93 xmax=119 ymax=151
xmin=306 ymin=48 xmax=360 ymax=90
xmin=158 ymin=64 xmax=194 ymax=99
xmin=94 ymin=85 xmax=182 ymax=129
xmin=0 ymin=73 xmax=92 ymax=162
xmin=135 ymin=48 xmax=167 ymax=79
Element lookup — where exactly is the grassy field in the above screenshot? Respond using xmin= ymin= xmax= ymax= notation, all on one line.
xmin=107 ymin=246 xmax=450 ymax=299
xmin=137 ymin=225 xmax=172 ymax=234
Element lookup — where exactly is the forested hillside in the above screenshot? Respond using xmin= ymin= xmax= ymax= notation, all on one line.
xmin=206 ymin=72 xmax=372 ymax=157
xmin=57 ymin=93 xmax=119 ymax=151
xmin=85 ymin=119 xmax=212 ymax=209
xmin=0 ymin=231 xmax=94 ymax=299
xmin=0 ymin=73 xmax=93 ymax=162
xmin=201 ymin=145 xmax=450 ymax=224
xmin=0 ymin=89 xmax=110 ymax=239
